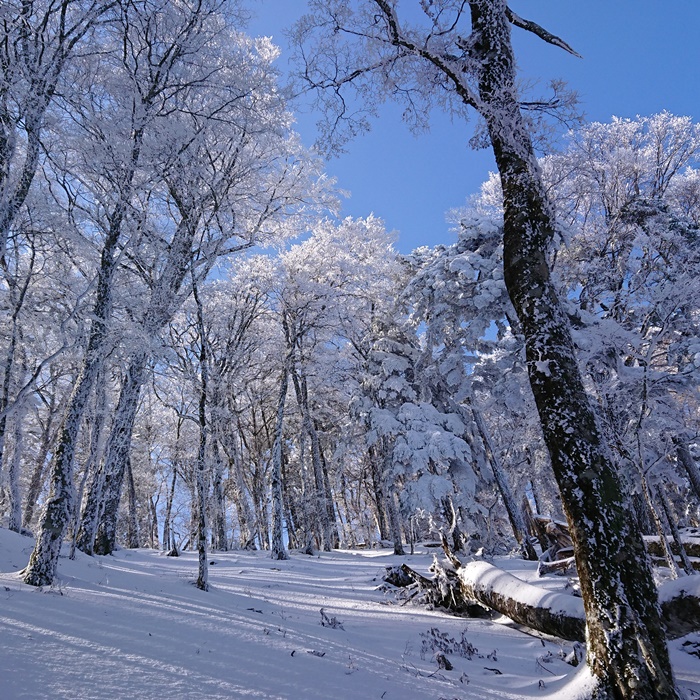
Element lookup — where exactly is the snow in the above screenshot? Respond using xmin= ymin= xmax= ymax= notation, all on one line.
xmin=0 ymin=528 xmax=698 ymax=699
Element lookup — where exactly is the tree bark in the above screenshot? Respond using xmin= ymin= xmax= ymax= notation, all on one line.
xmin=270 ymin=360 xmax=290 ymax=560
xmin=88 ymin=351 xmax=149 ymax=555
xmin=125 ymin=456 xmax=139 ymax=549
xmin=655 ymin=485 xmax=695 ymax=577
xmin=468 ymin=1 xmax=678 ymax=696
xmin=673 ymin=435 xmax=700 ymax=505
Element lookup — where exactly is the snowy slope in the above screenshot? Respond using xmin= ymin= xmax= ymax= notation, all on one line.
xmin=0 ymin=529 xmax=698 ymax=699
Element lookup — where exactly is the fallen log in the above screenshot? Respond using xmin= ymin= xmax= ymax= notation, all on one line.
xmin=389 ymin=558 xmax=700 ymax=641
xmin=644 ymin=535 xmax=700 ymax=558
xmin=458 ymin=560 xmax=586 ymax=641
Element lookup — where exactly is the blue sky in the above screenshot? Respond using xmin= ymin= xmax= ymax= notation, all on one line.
xmin=249 ymin=1 xmax=700 ymax=253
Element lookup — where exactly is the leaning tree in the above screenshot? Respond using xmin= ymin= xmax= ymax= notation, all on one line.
xmin=294 ymin=1 xmax=680 ymax=697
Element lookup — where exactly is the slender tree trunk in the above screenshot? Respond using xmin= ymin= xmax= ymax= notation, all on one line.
xmin=72 ymin=376 xmax=108 ymax=556
xmin=210 ymin=441 xmax=227 ymax=551
xmin=89 ymin=351 xmax=149 ymax=555
xmin=470 ymin=2 xmax=678 ymax=696
xmin=291 ymin=368 xmax=332 ymax=550
xmin=382 ymin=442 xmax=405 ymax=555
xmin=226 ymin=440 xmax=256 ymax=549
xmin=319 ymin=440 xmax=340 ymax=548
xmin=191 ymin=275 xmax=210 ymax=590
xmin=368 ymin=445 xmax=389 ymax=540
xmin=7 ymin=399 xmax=25 ymax=532
xmin=23 ymin=408 xmax=57 ymax=531
xmin=270 ymin=361 xmax=290 ymax=560
xmin=673 ymin=435 xmax=700 ymax=505
xmin=163 ymin=467 xmax=177 ymax=553
xmin=125 ymin=456 xmax=139 ymax=549
xmin=642 ymin=475 xmax=681 ymax=579
xmin=148 ymin=495 xmax=159 ymax=549
xmin=656 ymin=484 xmax=695 ymax=576
xmin=470 ymin=403 xmax=537 ymax=559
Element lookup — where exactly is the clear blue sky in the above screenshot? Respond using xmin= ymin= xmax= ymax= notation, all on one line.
xmin=249 ymin=1 xmax=700 ymax=253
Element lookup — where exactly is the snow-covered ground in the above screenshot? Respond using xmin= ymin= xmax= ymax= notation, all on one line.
xmin=0 ymin=529 xmax=698 ymax=699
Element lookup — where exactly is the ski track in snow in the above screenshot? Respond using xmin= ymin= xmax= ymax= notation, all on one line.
xmin=0 ymin=529 xmax=697 ymax=699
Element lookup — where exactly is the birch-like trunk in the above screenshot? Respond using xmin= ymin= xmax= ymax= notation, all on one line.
xmin=7 ymin=398 xmax=25 ymax=532
xmin=210 ymin=442 xmax=227 ymax=551
xmin=224 ymin=437 xmax=256 ymax=549
xmin=162 ymin=470 xmax=177 ymax=552
xmin=125 ymin=456 xmax=139 ymax=549
xmin=291 ymin=369 xmax=332 ymax=550
xmin=86 ymin=351 xmax=148 ymax=555
xmin=270 ymin=362 xmax=290 ymax=560
xmin=673 ymin=435 xmax=700 ymax=505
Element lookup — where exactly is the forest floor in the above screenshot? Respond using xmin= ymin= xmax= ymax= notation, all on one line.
xmin=0 ymin=528 xmax=699 ymax=699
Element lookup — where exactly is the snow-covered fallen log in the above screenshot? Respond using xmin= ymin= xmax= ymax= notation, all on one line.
xmin=394 ymin=558 xmax=700 ymax=642
xmin=459 ymin=561 xmax=700 ymax=641
xmin=645 ymin=535 xmax=700 ymax=558
xmin=457 ymin=560 xmax=586 ymax=641
xmin=659 ymin=575 xmax=700 ymax=639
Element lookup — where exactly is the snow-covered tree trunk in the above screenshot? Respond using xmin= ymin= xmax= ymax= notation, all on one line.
xmin=7 ymin=395 xmax=26 ymax=533
xmin=292 ymin=368 xmax=333 ymax=550
xmin=270 ymin=360 xmax=290 ymax=561
xmin=382 ymin=444 xmax=405 ymax=556
xmin=125 ymin=457 xmax=139 ymax=549
xmin=87 ymin=351 xmax=149 ymax=556
xmin=148 ymin=496 xmax=159 ymax=550
xmin=210 ymin=442 xmax=227 ymax=551
xmin=162 ymin=465 xmax=178 ymax=553
xmin=368 ymin=445 xmax=390 ymax=541
xmin=655 ymin=484 xmax=695 ymax=577
xmin=225 ymin=434 xmax=256 ymax=549
xmin=22 ymin=404 xmax=58 ymax=531
xmin=469 ymin=401 xmax=537 ymax=559
xmin=23 ymin=189 xmax=129 ymax=584
xmin=641 ymin=473 xmax=681 ymax=579
xmin=319 ymin=442 xmax=340 ymax=548
xmin=469 ymin=1 xmax=678 ymax=695
xmin=70 ymin=378 xmax=107 ymax=558
xmin=192 ymin=275 xmax=210 ymax=589
xmin=674 ymin=435 xmax=700 ymax=505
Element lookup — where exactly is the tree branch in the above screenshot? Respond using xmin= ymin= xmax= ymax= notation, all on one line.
xmin=505 ymin=7 xmax=582 ymax=59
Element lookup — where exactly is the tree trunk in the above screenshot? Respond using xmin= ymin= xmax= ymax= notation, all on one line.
xmin=368 ymin=445 xmax=390 ymax=541
xmin=291 ymin=369 xmax=332 ymax=550
xmin=470 ymin=403 xmax=537 ymax=560
xmin=225 ymin=436 xmax=256 ymax=549
xmin=640 ymin=474 xmax=681 ymax=578
xmin=7 ymin=400 xmax=25 ymax=532
xmin=470 ymin=2 xmax=678 ymax=696
xmin=90 ymin=351 xmax=149 ymax=556
xmin=162 ymin=467 xmax=177 ymax=553
xmin=210 ymin=442 xmax=227 ymax=551
xmin=70 ymin=379 xmax=107 ymax=558
xmin=384 ymin=445 xmax=405 ymax=556
xmin=270 ymin=362 xmax=290 ymax=560
xmin=673 ymin=435 xmax=700 ymax=505
xmin=148 ymin=495 xmax=159 ymax=549
xmin=655 ymin=484 xmax=695 ymax=577
xmin=125 ymin=457 xmax=139 ymax=549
